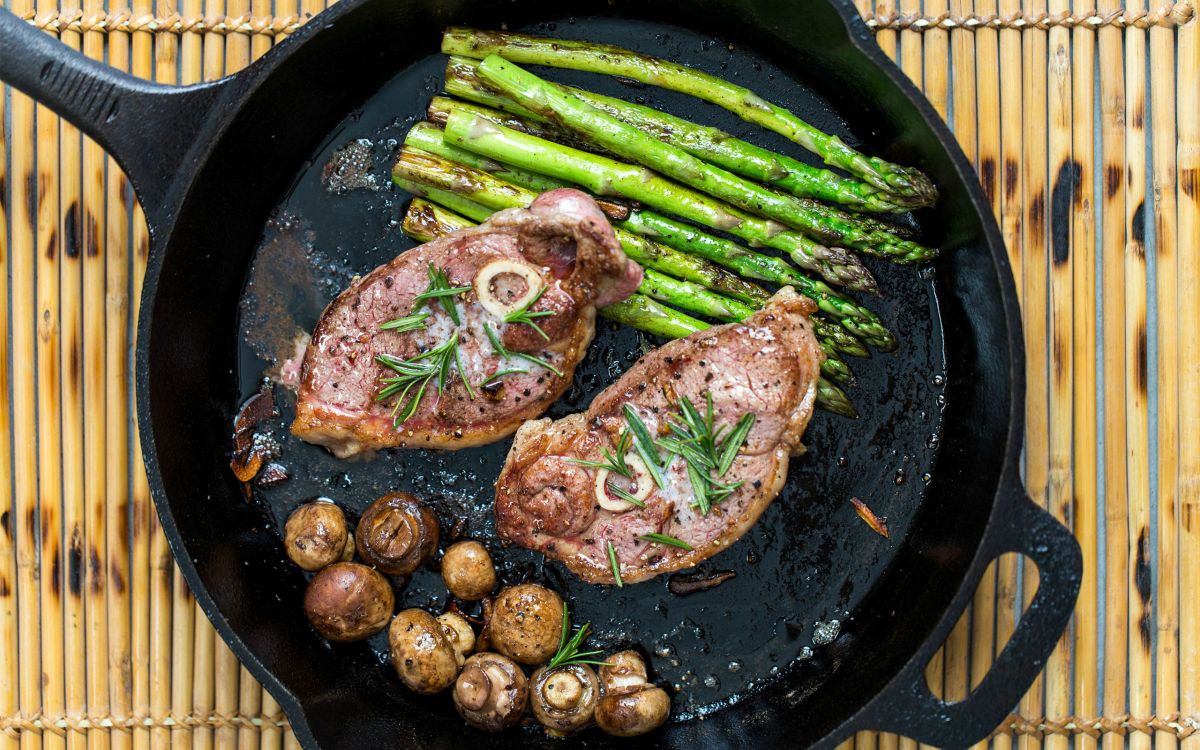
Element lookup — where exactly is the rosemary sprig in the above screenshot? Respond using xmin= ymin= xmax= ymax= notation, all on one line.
xmin=545 ymin=603 xmax=609 ymax=671
xmin=484 ymin=322 xmax=564 ymax=377
xmin=639 ymin=533 xmax=694 ymax=550
xmin=606 ymin=541 xmax=623 ymax=588
xmin=481 ymin=367 xmax=528 ymax=386
xmin=374 ymin=331 xmax=462 ymax=426
xmin=656 ymin=392 xmax=755 ymax=516
xmin=622 ymin=405 xmax=667 ymax=489
xmin=566 ymin=430 xmax=633 ymax=478
xmin=413 ymin=264 xmax=471 ymax=325
xmin=379 ymin=311 xmax=430 ymax=333
xmin=503 ymin=285 xmax=554 ymax=341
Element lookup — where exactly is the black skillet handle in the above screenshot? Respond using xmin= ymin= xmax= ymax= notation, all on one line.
xmin=0 ymin=8 xmax=229 ymax=227
xmin=857 ymin=486 xmax=1082 ymax=748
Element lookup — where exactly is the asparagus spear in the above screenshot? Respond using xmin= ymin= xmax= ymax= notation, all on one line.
xmin=403 ymin=197 xmax=856 ymax=414
xmin=430 ymin=120 xmax=896 ymax=349
xmin=812 ymin=316 xmax=871 ymax=359
xmin=474 ymin=57 xmax=899 ymax=276
xmin=394 ymin=147 xmax=769 ymax=305
xmin=442 ymin=110 xmax=881 ymax=295
xmin=443 ymin=57 xmax=916 ymax=214
xmin=406 ymin=120 xmax=570 ymax=193
xmin=816 ymin=379 xmax=859 ymax=418
xmin=428 ymin=94 xmax=599 ymax=155
xmin=441 ymin=28 xmax=937 ymax=205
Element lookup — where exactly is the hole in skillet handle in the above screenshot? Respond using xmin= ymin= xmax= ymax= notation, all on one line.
xmin=843 ymin=478 xmax=1082 ymax=748
xmin=0 ymin=7 xmax=230 ymax=231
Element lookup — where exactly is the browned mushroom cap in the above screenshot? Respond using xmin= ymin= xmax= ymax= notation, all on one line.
xmin=452 ymin=653 xmax=529 ymax=732
xmin=388 ymin=609 xmax=462 ymax=694
xmin=284 ymin=501 xmax=352 ymax=572
xmin=485 ymin=584 xmax=564 ymax=666
xmin=441 ymin=541 xmax=497 ymax=600
xmin=356 ymin=492 xmax=439 ymax=576
xmin=303 ymin=562 xmax=394 ymax=642
xmin=594 ymin=650 xmax=670 ymax=737
xmin=530 ymin=663 xmax=600 ymax=736
xmin=435 ymin=612 xmax=476 ymax=665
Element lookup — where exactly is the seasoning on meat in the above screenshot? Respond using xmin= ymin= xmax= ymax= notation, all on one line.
xmin=291 ymin=188 xmax=642 ymax=458
xmin=494 ymin=288 xmax=824 ymax=585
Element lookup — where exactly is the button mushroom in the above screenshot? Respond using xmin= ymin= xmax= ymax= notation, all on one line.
xmin=530 ymin=663 xmax=600 ymax=736
xmin=485 ymin=583 xmax=565 ymax=666
xmin=303 ymin=562 xmax=394 ymax=642
xmin=452 ymin=653 xmax=529 ymax=732
xmin=388 ymin=609 xmax=467 ymax=694
xmin=594 ymin=650 xmax=671 ymax=737
xmin=441 ymin=541 xmax=497 ymax=600
xmin=436 ymin=611 xmax=476 ymax=664
xmin=284 ymin=501 xmax=354 ymax=572
xmin=356 ymin=492 xmax=439 ymax=576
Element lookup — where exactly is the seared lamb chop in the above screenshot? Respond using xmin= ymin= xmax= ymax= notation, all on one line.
xmin=494 ymin=288 xmax=823 ymax=585
xmin=292 ymin=189 xmax=641 ymax=458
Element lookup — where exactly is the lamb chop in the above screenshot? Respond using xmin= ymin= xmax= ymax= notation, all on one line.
xmin=494 ymin=288 xmax=824 ymax=585
xmin=292 ymin=188 xmax=642 ymax=458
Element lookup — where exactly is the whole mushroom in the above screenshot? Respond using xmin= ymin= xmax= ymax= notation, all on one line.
xmin=530 ymin=663 xmax=600 ymax=736
xmin=284 ymin=501 xmax=353 ymax=571
xmin=356 ymin=492 xmax=439 ymax=576
xmin=452 ymin=653 xmax=529 ymax=732
xmin=441 ymin=541 xmax=497 ymax=600
xmin=485 ymin=584 xmax=564 ymax=666
xmin=303 ymin=562 xmax=394 ymax=642
xmin=388 ymin=609 xmax=468 ymax=694
xmin=594 ymin=650 xmax=671 ymax=737
xmin=436 ymin=611 xmax=476 ymax=665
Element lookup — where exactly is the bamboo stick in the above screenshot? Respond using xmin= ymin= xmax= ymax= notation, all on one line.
xmin=33 ymin=0 xmax=67 ymax=745
xmin=919 ymin=5 xmax=949 ymax=742
xmin=191 ymin=613 xmax=215 ymax=750
xmin=969 ymin=0 xmax=1001 ymax=744
xmin=1019 ymin=0 xmax=1051 ymax=738
xmin=100 ymin=4 xmax=134 ymax=749
xmin=81 ymin=0 xmax=112 ymax=742
xmin=0 ymin=60 xmax=21 ymax=750
xmin=1123 ymin=10 xmax=1152 ymax=750
xmin=873 ymin=0 xmax=897 ymax=59
xmin=1176 ymin=11 xmax=1200 ymax=749
xmin=282 ymin=730 xmax=301 ymax=750
xmin=992 ymin=0 xmax=1023 ymax=738
xmin=170 ymin=564 xmax=195 ymax=750
xmin=54 ymin=1 xmax=86 ymax=748
xmin=9 ymin=3 xmax=42 ymax=749
xmin=213 ymin=645 xmax=239 ymax=750
xmin=1149 ymin=16 xmax=1179 ymax=750
xmin=1096 ymin=0 xmax=1129 ymax=742
xmin=1068 ymin=6 xmax=1097 ymax=750
xmin=250 ymin=0 xmax=272 ymax=60
xmin=1043 ymin=0 xmax=1074 ymax=744
xmin=260 ymin=693 xmax=282 ymax=750
xmin=942 ymin=0 xmax=978 ymax=712
xmin=236 ymin=667 xmax=262 ymax=750
xmin=145 ymin=4 xmax=176 ymax=750
xmin=128 ymin=0 xmax=155 ymax=748
xmin=171 ymin=1 xmax=204 ymax=742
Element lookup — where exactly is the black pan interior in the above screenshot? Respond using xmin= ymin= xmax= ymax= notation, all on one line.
xmin=141 ymin=1 xmax=1011 ymax=747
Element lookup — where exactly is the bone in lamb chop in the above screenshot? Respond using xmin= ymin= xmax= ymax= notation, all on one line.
xmin=292 ymin=188 xmax=642 ymax=458
xmin=494 ymin=288 xmax=824 ymax=585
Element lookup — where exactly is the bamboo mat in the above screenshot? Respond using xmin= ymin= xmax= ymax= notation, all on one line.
xmin=0 ymin=1 xmax=1196 ymax=747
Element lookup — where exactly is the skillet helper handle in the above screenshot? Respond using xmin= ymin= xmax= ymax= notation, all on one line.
xmin=0 ymin=7 xmax=227 ymax=224
xmin=864 ymin=491 xmax=1082 ymax=748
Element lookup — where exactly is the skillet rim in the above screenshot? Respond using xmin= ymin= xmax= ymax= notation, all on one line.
xmin=133 ymin=0 xmax=1026 ymax=746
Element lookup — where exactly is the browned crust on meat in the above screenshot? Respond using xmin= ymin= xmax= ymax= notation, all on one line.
xmin=494 ymin=288 xmax=823 ymax=585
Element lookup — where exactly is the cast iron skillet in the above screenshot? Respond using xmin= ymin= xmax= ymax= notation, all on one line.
xmin=0 ymin=1 xmax=1082 ymax=747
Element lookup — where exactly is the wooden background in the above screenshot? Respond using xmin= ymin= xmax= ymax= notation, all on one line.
xmin=0 ymin=0 xmax=1196 ymax=747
